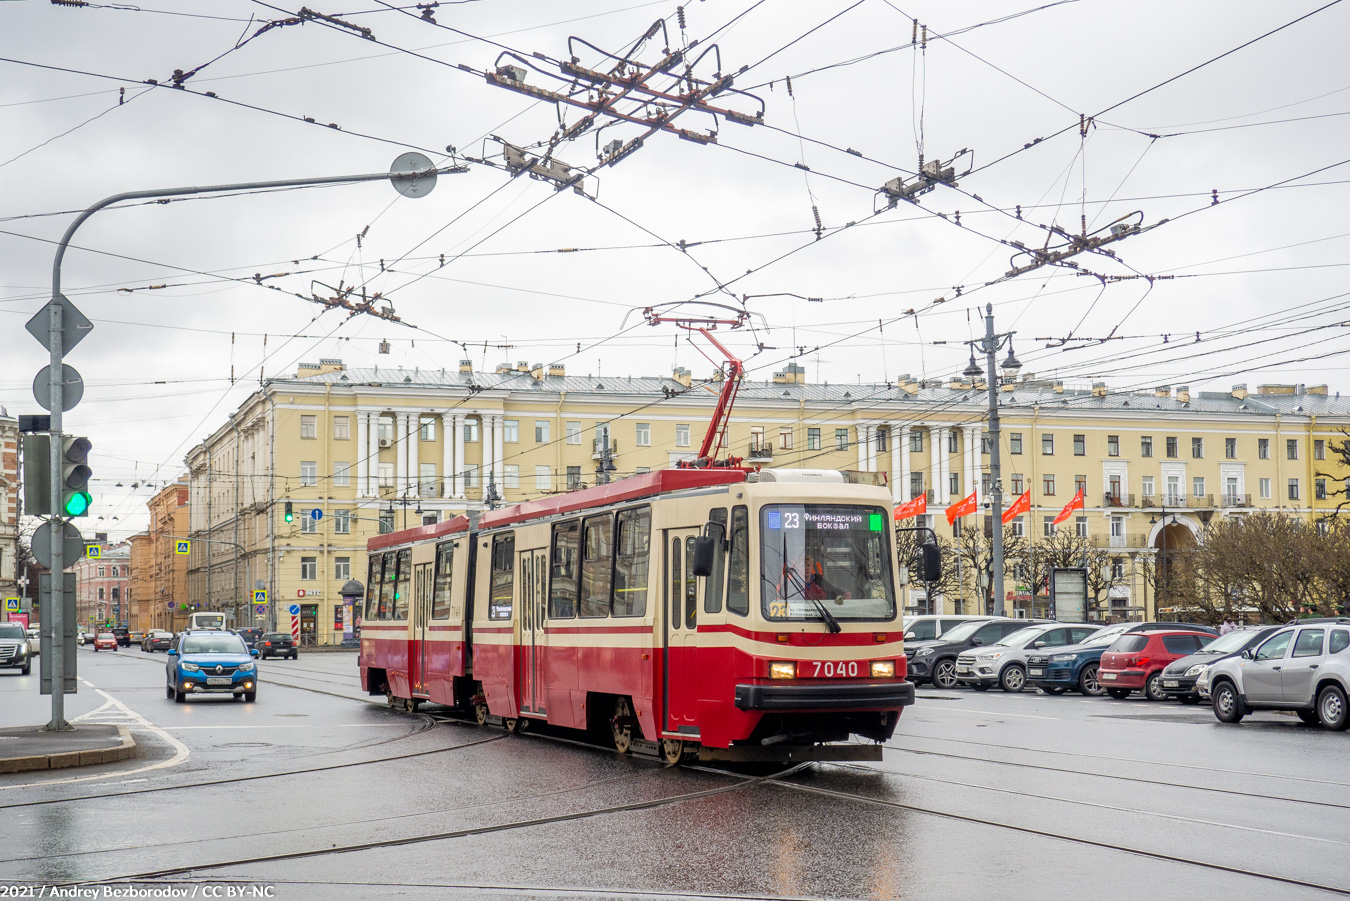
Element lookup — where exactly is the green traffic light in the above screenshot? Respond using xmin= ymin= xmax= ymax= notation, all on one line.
xmin=64 ymin=491 xmax=91 ymax=516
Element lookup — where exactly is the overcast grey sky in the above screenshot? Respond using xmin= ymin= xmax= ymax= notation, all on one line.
xmin=4 ymin=0 xmax=1348 ymax=540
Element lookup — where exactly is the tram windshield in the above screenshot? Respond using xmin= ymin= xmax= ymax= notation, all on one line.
xmin=760 ymin=505 xmax=896 ymax=622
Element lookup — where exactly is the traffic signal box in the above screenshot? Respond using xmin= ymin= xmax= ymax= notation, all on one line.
xmin=61 ymin=436 xmax=92 ymax=517
xmin=284 ymin=501 xmax=294 ymax=523
xmin=21 ymin=433 xmax=92 ymax=518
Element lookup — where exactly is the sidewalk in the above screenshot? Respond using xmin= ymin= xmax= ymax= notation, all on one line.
xmin=0 ymin=724 xmax=136 ymax=775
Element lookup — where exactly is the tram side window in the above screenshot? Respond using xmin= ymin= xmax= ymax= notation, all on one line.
xmin=489 ymin=533 xmax=515 ymax=620
xmin=613 ymin=507 xmax=651 ymax=617
xmin=549 ymin=520 xmax=579 ymax=619
xmin=727 ymin=505 xmax=750 ymax=615
xmin=380 ymin=552 xmax=396 ymax=620
xmin=391 ymin=549 xmax=412 ymax=620
xmin=432 ymin=542 xmax=454 ymax=620
xmin=684 ymin=536 xmax=698 ymax=629
xmin=670 ymin=540 xmax=682 ymax=629
xmin=580 ymin=514 xmax=613 ymax=618
xmin=365 ymin=555 xmax=385 ymax=620
xmin=704 ymin=508 xmax=728 ymax=613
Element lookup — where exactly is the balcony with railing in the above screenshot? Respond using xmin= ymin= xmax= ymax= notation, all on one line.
xmin=1109 ymin=532 xmax=1152 ymax=549
xmin=591 ymin=438 xmax=619 ymax=460
xmin=1222 ymin=493 xmax=1252 ymax=508
xmin=1103 ymin=492 xmax=1134 ymax=508
xmin=1143 ymin=493 xmax=1190 ymax=509
xmin=747 ymin=441 xmax=774 ymax=462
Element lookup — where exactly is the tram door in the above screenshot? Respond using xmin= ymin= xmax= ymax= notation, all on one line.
xmin=664 ymin=528 xmax=701 ymax=731
xmin=517 ymin=547 xmax=549 ymax=716
xmin=413 ymin=562 xmax=433 ymax=697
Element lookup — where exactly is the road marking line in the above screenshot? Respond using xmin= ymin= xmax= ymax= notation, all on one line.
xmin=162 ymin=723 xmax=401 ymax=730
xmin=916 ymin=705 xmax=1059 ymax=721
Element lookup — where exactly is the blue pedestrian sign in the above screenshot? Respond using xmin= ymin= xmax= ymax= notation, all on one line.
xmin=175 ymin=540 xmax=190 ymax=555
xmin=310 ymin=508 xmax=323 ymax=521
xmin=253 ymin=589 xmax=268 ymax=603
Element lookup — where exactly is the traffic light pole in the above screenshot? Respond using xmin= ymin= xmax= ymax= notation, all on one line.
xmin=42 ymin=161 xmax=443 ymax=731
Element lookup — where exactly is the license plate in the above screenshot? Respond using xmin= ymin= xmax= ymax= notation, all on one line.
xmin=799 ymin=660 xmax=865 ymax=678
xmin=1101 ymin=672 xmax=1117 ymax=680
xmin=206 ymin=676 xmax=232 ymax=686
xmin=1163 ymin=680 xmax=1179 ymax=688
xmin=1029 ymin=668 xmax=1044 ymax=676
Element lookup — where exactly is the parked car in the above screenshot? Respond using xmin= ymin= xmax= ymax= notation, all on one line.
xmin=129 ymin=630 xmax=146 ymax=645
xmin=1028 ymin=621 xmax=1220 ymax=696
xmin=93 ymin=632 xmax=118 ymax=651
xmin=906 ymin=618 xmax=1046 ymax=688
xmin=0 ymin=622 xmax=32 ymax=675
xmin=1198 ymin=618 xmax=1350 ymax=729
xmin=235 ymin=628 xmax=263 ymax=647
xmin=957 ymin=622 xmax=1103 ymax=692
xmin=165 ymin=630 xmax=260 ymax=702
xmin=26 ymin=628 xmax=39 ymax=655
xmin=141 ymin=629 xmax=174 ymax=652
xmin=77 ymin=628 xmax=89 ymax=646
xmin=1098 ymin=630 xmax=1215 ymax=700
xmin=1159 ymin=626 xmax=1278 ymax=703
xmin=902 ymin=615 xmax=995 ymax=643
xmin=255 ymin=632 xmax=297 ymax=660
xmin=111 ymin=627 xmax=131 ymax=647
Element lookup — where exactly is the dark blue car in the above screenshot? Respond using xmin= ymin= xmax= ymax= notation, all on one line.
xmin=166 ymin=630 xmax=260 ymax=703
xmin=1028 ymin=621 xmax=1218 ymax=696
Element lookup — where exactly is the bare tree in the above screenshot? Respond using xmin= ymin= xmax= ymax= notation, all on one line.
xmin=896 ymin=528 xmax=961 ymax=614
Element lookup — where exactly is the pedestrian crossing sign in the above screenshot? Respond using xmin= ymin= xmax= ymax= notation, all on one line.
xmin=86 ymin=545 xmax=101 ymax=559
xmin=175 ymin=540 xmax=190 ymax=555
xmin=4 ymin=599 xmax=18 ymax=612
xmin=253 ymin=589 xmax=268 ymax=603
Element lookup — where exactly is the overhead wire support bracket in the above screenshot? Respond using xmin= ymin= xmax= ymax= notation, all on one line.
xmin=1004 ymin=211 xmax=1147 ymax=279
xmin=878 ymin=149 xmax=973 ymax=209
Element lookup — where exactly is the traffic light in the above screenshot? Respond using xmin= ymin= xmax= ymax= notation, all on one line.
xmin=284 ymin=501 xmax=294 ymax=523
xmin=61 ymin=436 xmax=92 ymax=517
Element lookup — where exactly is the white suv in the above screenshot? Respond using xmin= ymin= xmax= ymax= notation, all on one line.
xmin=1197 ymin=619 xmax=1350 ymax=729
xmin=956 ymin=622 xmax=1103 ymax=692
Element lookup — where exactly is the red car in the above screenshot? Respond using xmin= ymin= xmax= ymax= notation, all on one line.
xmin=93 ymin=632 xmax=118 ymax=651
xmin=1098 ymin=630 xmax=1214 ymax=701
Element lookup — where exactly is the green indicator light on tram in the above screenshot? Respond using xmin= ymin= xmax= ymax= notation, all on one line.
xmin=869 ymin=513 xmax=883 ymax=531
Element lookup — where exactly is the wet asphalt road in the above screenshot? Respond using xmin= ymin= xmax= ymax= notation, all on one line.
xmin=1 ymin=645 xmax=1348 ymax=900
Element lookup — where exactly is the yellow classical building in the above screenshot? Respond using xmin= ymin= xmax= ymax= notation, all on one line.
xmin=184 ymin=358 xmax=1350 ymax=644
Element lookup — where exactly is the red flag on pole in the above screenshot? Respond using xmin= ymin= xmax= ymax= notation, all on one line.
xmin=945 ymin=491 xmax=977 ymax=525
xmin=1001 ymin=489 xmax=1031 ymax=524
xmin=893 ymin=493 xmax=927 ymax=521
xmin=1053 ymin=487 xmax=1086 ymax=526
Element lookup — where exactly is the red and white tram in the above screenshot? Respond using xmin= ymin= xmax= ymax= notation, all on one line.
xmin=358 ymin=468 xmax=914 ymax=763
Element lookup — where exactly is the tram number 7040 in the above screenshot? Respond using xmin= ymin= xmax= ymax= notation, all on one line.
xmin=803 ymin=660 xmax=860 ymax=678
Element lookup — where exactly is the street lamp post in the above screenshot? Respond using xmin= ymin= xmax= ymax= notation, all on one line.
xmin=964 ymin=303 xmax=1021 ymax=617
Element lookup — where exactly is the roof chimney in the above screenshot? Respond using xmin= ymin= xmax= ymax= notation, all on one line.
xmin=671 ymin=367 xmax=692 ymax=388
xmin=495 ymin=363 xmax=512 ymax=374
xmin=1092 ymin=381 xmax=1107 ymax=398
xmin=459 ymin=359 xmax=473 ymax=373
xmin=1155 ymin=385 xmax=1171 ymax=398
xmin=1307 ymin=384 xmax=1328 ymax=396
xmin=1052 ymin=380 xmax=1064 ymax=394
xmin=548 ymin=363 xmax=566 ymax=378
xmin=516 ymin=360 xmax=529 ymax=372
xmin=898 ymin=375 xmax=919 ymax=395
xmin=1176 ymin=386 xmax=1190 ymax=404
xmin=1231 ymin=383 xmax=1247 ymax=400
xmin=530 ymin=362 xmax=545 ymax=381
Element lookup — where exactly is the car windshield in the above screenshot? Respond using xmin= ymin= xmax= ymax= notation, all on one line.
xmin=182 ymin=634 xmax=248 ymax=654
xmin=934 ymin=620 xmax=989 ymax=643
xmin=760 ymin=505 xmax=895 ymax=622
xmin=994 ymin=625 xmax=1050 ymax=648
xmin=0 ymin=624 xmax=23 ymax=639
xmin=1196 ymin=629 xmax=1256 ymax=654
xmin=1083 ymin=625 xmax=1129 ymax=647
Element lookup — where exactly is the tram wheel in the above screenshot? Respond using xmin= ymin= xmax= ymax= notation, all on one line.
xmin=612 ymin=697 xmax=635 ymax=754
xmin=503 ymin=717 xmax=524 ymax=733
xmin=661 ymin=738 xmax=691 ymax=766
xmin=474 ymin=702 xmax=489 ymax=726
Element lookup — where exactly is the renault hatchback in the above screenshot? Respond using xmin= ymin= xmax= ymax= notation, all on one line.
xmin=166 ymin=630 xmax=260 ymax=703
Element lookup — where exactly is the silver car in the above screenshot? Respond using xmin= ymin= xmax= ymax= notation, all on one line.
xmin=956 ymin=622 xmax=1103 ymax=692
xmin=1197 ymin=619 xmax=1350 ymax=729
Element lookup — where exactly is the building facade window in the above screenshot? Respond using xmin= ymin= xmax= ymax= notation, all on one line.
xmin=1073 ymin=434 xmax=1086 ymax=456
xmin=1315 ymin=439 xmax=1326 ymax=461
xmin=462 ymin=464 xmax=479 ymax=489
xmin=504 ymin=465 xmax=520 ymax=489
xmin=1011 ymin=474 xmax=1024 ymax=495
xmin=807 ymin=428 xmax=821 ymax=450
xmin=949 ymin=473 xmax=960 ymax=497
xmin=1258 ymin=438 xmax=1269 ymax=459
xmin=780 ymin=428 xmax=794 ymax=450
xmin=335 ymin=557 xmax=350 ymax=580
xmin=838 ymin=429 xmax=851 ymax=451
xmin=566 ymin=466 xmax=582 ymax=490
xmin=333 ymin=509 xmax=350 ymax=534
xmin=1193 ymin=477 xmax=1205 ymax=497
xmin=300 ymin=415 xmax=316 ymax=439
xmin=1043 ymin=434 xmax=1054 ymax=455
xmin=535 ymin=420 xmax=549 ymax=443
xmin=1075 ymin=475 xmax=1087 ymax=496
xmin=1107 ymin=435 xmax=1119 ymax=457
xmin=635 ymin=423 xmax=651 ymax=446
xmin=876 ymin=430 xmax=887 ymax=453
xmin=378 ymin=462 xmax=394 ymax=488
xmin=300 ymin=557 xmax=317 ymax=580
xmin=97 ymin=566 xmax=104 ymax=578
xmin=378 ymin=417 xmax=394 ymax=445
xmin=1289 ymin=478 xmax=1300 ymax=500
xmin=566 ymin=421 xmax=582 ymax=445
xmin=1225 ymin=437 xmax=1237 ymax=459
xmin=910 ymin=473 xmax=924 ymax=498
xmin=334 ymin=461 xmax=351 ymax=487
xmin=300 ymin=461 xmax=317 ymax=486
xmin=98 ymin=587 xmax=104 ymax=600
xmin=1142 ymin=476 xmax=1155 ymax=497
xmin=1043 ymin=475 xmax=1056 ymax=496
xmin=1316 ymin=478 xmax=1327 ymax=500
xmin=1076 ymin=517 xmax=1088 ymax=538
xmin=675 ymin=424 xmax=690 ymax=447
xmin=1166 ymin=437 xmax=1178 ymax=458
xmin=334 ymin=415 xmax=350 ymax=440
xmin=1009 ymin=432 xmax=1023 ymax=455
xmin=1141 ymin=436 xmax=1153 ymax=457
xmin=948 ymin=431 xmax=959 ymax=454
xmin=419 ymin=463 xmax=437 ymax=496
xmin=301 ymin=514 xmax=317 ymax=533
xmin=1011 ymin=517 xmax=1024 ymax=537
xmin=1192 ymin=437 xmax=1204 ymax=459
xmin=464 ymin=419 xmax=479 ymax=442
xmin=535 ymin=465 xmax=552 ymax=491
xmin=1043 ymin=516 xmax=1057 ymax=537
xmin=503 ymin=420 xmax=519 ymax=443
xmin=1259 ymin=478 xmax=1271 ymax=499
xmin=1167 ymin=476 xmax=1182 ymax=504
xmin=419 ymin=417 xmax=436 ymax=441
xmin=1287 ymin=439 xmax=1298 ymax=460
xmin=910 ymin=430 xmax=923 ymax=452
xmin=378 ymin=510 xmax=394 ymax=534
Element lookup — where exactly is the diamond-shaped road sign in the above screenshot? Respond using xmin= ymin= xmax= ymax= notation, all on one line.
xmin=26 ymin=294 xmax=93 ymax=354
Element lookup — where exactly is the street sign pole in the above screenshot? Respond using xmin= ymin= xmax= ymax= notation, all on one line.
xmin=46 ymin=275 xmax=68 ymax=731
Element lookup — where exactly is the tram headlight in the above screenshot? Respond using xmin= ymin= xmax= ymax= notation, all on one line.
xmin=870 ymin=660 xmax=895 ymax=678
xmin=769 ymin=661 xmax=796 ymax=680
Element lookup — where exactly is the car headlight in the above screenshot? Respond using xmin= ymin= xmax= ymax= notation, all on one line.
xmin=985 ymin=652 xmax=1003 ymax=659
xmin=769 ymin=661 xmax=795 ymax=679
xmin=870 ymin=660 xmax=895 ymax=678
xmin=915 ymin=648 xmax=934 ymax=657
xmin=1050 ymin=654 xmax=1077 ymax=662
xmin=181 ymin=662 xmax=201 ymax=672
xmin=237 ymin=662 xmax=255 ymax=673
xmin=1184 ymin=664 xmax=1208 ymax=678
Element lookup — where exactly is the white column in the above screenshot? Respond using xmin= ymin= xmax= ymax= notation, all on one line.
xmin=452 ymin=414 xmax=465 ymax=498
xmin=856 ymin=424 xmax=869 ymax=471
xmin=356 ymin=411 xmax=369 ymax=498
xmin=492 ymin=414 xmax=506 ymax=489
xmin=367 ymin=412 xmax=381 ymax=497
xmin=891 ymin=425 xmax=905 ymax=502
xmin=448 ymin=413 xmax=464 ymax=499
xmin=934 ymin=426 xmax=947 ymax=502
xmin=963 ymin=426 xmax=977 ymax=502
xmin=394 ymin=412 xmax=409 ymax=495
xmin=408 ymin=413 xmax=421 ymax=499
xmin=480 ymin=414 xmax=493 ymax=500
